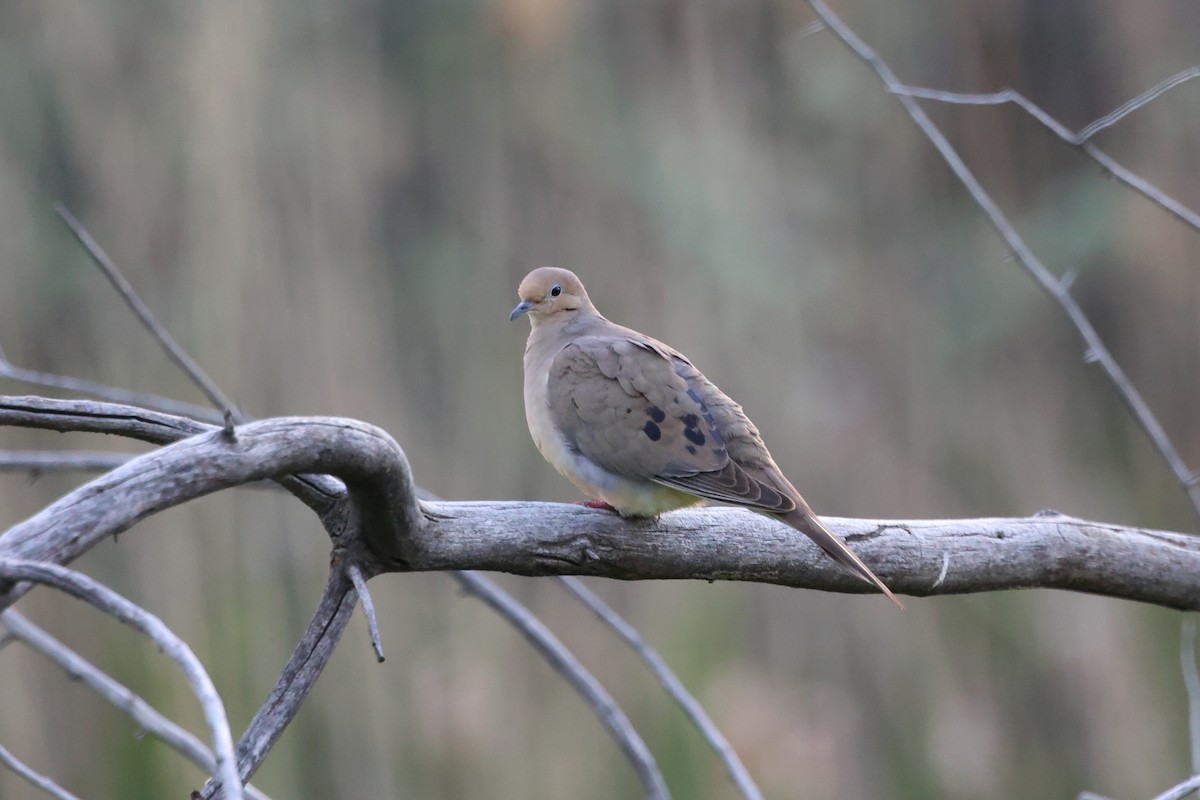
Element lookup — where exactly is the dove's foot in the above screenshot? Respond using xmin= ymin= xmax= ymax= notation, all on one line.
xmin=576 ymin=499 xmax=618 ymax=512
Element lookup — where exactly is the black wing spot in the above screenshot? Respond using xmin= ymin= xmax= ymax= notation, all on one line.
xmin=681 ymin=413 xmax=705 ymax=445
xmin=643 ymin=421 xmax=662 ymax=441
xmin=647 ymin=406 xmax=666 ymax=423
xmin=686 ymin=445 xmax=697 ymax=455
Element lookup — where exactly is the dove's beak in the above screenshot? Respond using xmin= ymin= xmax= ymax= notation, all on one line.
xmin=508 ymin=300 xmax=535 ymax=321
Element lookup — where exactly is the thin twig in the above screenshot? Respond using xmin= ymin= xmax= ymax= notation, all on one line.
xmin=0 ymin=742 xmax=81 ymax=800
xmin=558 ymin=576 xmax=762 ymax=800
xmin=345 ymin=563 xmax=385 ymax=662
xmin=0 ymin=450 xmax=133 ymax=473
xmin=794 ymin=19 xmax=825 ymax=40
xmin=453 ymin=570 xmax=669 ymax=799
xmin=887 ymin=84 xmax=1200 ymax=235
xmin=804 ymin=0 xmax=1200 ymax=520
xmin=0 ymin=559 xmax=243 ymax=800
xmin=1184 ymin=619 xmax=1200 ymax=777
xmin=0 ymin=610 xmax=272 ymax=800
xmin=1078 ymin=66 xmax=1200 ymax=142
xmin=0 ymin=343 xmax=219 ymax=422
xmin=1151 ymin=774 xmax=1200 ymax=800
xmin=53 ymin=205 xmax=241 ymax=432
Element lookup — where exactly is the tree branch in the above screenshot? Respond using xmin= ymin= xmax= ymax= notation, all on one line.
xmin=0 ymin=742 xmax=81 ymax=800
xmin=452 ymin=571 xmax=668 ymax=799
xmin=2 ymin=397 xmax=1197 ymax=610
xmin=802 ymin=0 xmax=1200 ymax=520
xmin=54 ymin=205 xmax=241 ymax=430
xmin=0 ymin=559 xmax=242 ymax=799
xmin=0 ymin=610 xmax=272 ymax=800
xmin=418 ymin=504 xmax=1199 ymax=609
xmin=0 ymin=343 xmax=219 ymax=423
xmin=0 ymin=450 xmax=133 ymax=473
xmin=886 ymin=82 xmax=1200 ymax=235
xmin=0 ymin=405 xmax=424 ymax=610
xmin=201 ymin=566 xmax=357 ymax=799
xmin=558 ymin=576 xmax=762 ymax=800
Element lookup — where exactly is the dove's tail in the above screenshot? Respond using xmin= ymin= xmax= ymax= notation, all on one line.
xmin=778 ymin=508 xmax=904 ymax=609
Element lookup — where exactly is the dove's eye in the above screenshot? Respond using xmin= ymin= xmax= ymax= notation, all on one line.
xmin=549 ymin=284 xmax=562 ymax=297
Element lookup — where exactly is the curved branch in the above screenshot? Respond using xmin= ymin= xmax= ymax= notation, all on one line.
xmin=558 ymin=576 xmax=762 ymax=800
xmin=452 ymin=571 xmax=668 ymax=799
xmin=0 ymin=610 xmax=272 ymax=800
xmin=0 ymin=410 xmax=425 ymax=610
xmin=0 ymin=559 xmax=242 ymax=800
xmin=2 ymin=398 xmax=1197 ymax=608
xmin=0 ymin=395 xmax=346 ymax=518
xmin=0 ymin=742 xmax=81 ymax=800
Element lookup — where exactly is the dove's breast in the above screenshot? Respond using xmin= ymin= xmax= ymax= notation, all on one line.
xmin=524 ymin=347 xmax=698 ymax=517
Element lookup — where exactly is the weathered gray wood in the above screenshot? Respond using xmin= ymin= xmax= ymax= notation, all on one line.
xmin=6 ymin=392 xmax=1200 ymax=798
xmin=2 ymin=395 xmax=1197 ymax=610
xmin=0 ymin=559 xmax=243 ymax=800
xmin=413 ymin=503 xmax=1200 ymax=608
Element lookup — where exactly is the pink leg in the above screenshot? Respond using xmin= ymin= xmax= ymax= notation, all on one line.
xmin=575 ymin=498 xmax=618 ymax=512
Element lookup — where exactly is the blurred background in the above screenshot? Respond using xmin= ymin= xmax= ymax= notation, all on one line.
xmin=1 ymin=1 xmax=1198 ymax=798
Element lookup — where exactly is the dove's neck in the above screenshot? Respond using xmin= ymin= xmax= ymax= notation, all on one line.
xmin=525 ymin=309 xmax=608 ymax=358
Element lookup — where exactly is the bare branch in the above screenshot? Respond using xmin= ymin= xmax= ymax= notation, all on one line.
xmin=0 ymin=742 xmax=81 ymax=800
xmin=0 ymin=343 xmax=219 ymax=422
xmin=803 ymin=0 xmax=1200 ymax=520
xmin=1078 ymin=66 xmax=1200 ymax=142
xmin=0 ymin=406 xmax=423 ymax=603
xmin=0 ymin=610 xmax=272 ymax=800
xmin=0 ymin=559 xmax=242 ymax=800
xmin=54 ymin=205 xmax=241 ymax=429
xmin=1184 ymin=619 xmax=1200 ymax=776
xmin=201 ymin=567 xmax=358 ymax=798
xmin=887 ymin=84 xmax=1200 ymax=235
xmin=2 ymin=398 xmax=1199 ymax=608
xmin=0 ymin=395 xmax=345 ymax=518
xmin=559 ymin=576 xmax=762 ymax=800
xmin=0 ymin=450 xmax=132 ymax=473
xmin=1152 ymin=774 xmax=1200 ymax=800
xmin=453 ymin=571 xmax=668 ymax=799
xmin=345 ymin=563 xmax=385 ymax=662
xmin=409 ymin=504 xmax=1198 ymax=609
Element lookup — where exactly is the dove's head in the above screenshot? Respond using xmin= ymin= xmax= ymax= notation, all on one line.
xmin=509 ymin=267 xmax=593 ymax=326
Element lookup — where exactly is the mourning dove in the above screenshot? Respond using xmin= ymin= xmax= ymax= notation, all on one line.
xmin=510 ymin=267 xmax=901 ymax=607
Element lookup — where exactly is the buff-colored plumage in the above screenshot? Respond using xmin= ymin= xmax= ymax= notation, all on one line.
xmin=511 ymin=267 xmax=901 ymax=607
